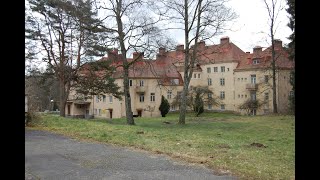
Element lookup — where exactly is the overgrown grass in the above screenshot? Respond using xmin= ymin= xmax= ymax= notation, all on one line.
xmin=27 ymin=112 xmax=295 ymax=180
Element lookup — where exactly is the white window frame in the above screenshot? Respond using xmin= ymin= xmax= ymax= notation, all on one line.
xmin=150 ymin=93 xmax=155 ymax=102
xmin=208 ymin=78 xmax=212 ymax=86
xmin=167 ymin=90 xmax=172 ymax=99
xmin=221 ymin=66 xmax=225 ymax=72
xmin=220 ymin=78 xmax=225 ymax=86
xmin=220 ymin=91 xmax=225 ymax=99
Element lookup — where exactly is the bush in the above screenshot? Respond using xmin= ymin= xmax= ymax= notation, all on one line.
xmin=159 ymin=95 xmax=170 ymax=117
xmin=25 ymin=111 xmax=42 ymax=126
xmin=194 ymin=93 xmax=204 ymax=116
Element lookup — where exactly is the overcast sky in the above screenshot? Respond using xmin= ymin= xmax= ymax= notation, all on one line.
xmin=172 ymin=0 xmax=291 ymax=53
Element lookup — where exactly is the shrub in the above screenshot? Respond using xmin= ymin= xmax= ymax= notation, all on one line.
xmin=159 ymin=95 xmax=170 ymax=117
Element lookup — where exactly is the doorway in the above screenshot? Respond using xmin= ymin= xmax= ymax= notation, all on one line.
xmin=137 ymin=109 xmax=142 ymax=117
xmin=109 ymin=109 xmax=113 ymax=119
xmin=67 ymin=105 xmax=71 ymax=115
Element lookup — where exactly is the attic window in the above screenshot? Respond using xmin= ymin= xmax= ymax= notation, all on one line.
xmin=253 ymin=59 xmax=260 ymax=65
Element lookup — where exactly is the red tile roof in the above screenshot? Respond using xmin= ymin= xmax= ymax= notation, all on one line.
xmin=235 ymin=45 xmax=294 ymax=71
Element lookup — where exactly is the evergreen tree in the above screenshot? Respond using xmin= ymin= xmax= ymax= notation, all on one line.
xmin=159 ymin=95 xmax=170 ymax=117
xmin=26 ymin=0 xmax=110 ymax=117
xmin=286 ymin=0 xmax=295 ymax=114
xmin=194 ymin=93 xmax=204 ymax=117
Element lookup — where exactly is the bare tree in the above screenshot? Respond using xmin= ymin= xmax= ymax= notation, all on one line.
xmin=155 ymin=0 xmax=236 ymax=124
xmin=26 ymin=0 xmax=110 ymax=117
xmin=95 ymin=0 xmax=171 ymax=125
xmin=172 ymin=86 xmax=220 ymax=116
xmin=262 ymin=0 xmax=285 ymax=113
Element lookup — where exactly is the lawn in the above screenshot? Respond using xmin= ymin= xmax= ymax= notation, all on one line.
xmin=27 ymin=112 xmax=295 ymax=180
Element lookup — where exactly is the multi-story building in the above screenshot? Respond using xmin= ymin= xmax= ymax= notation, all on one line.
xmin=66 ymin=36 xmax=293 ymax=118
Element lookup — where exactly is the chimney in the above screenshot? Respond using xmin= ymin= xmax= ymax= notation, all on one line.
xmin=107 ymin=48 xmax=118 ymax=61
xmin=246 ymin=52 xmax=250 ymax=54
xmin=273 ymin=39 xmax=282 ymax=49
xmin=159 ymin=47 xmax=166 ymax=55
xmin=220 ymin=36 xmax=230 ymax=45
xmin=197 ymin=40 xmax=205 ymax=50
xmin=112 ymin=48 xmax=118 ymax=55
xmin=176 ymin=44 xmax=184 ymax=51
xmin=253 ymin=46 xmax=262 ymax=54
xmin=133 ymin=52 xmax=144 ymax=60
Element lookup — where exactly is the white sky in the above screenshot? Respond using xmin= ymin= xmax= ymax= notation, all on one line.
xmin=26 ymin=0 xmax=292 ymax=72
xmin=172 ymin=0 xmax=291 ymax=53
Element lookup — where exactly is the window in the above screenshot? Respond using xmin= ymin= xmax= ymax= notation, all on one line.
xmin=109 ymin=96 xmax=113 ymax=103
xmin=244 ymin=78 xmax=247 ymax=81
xmin=94 ymin=108 xmax=97 ymax=115
xmin=140 ymin=94 xmax=145 ymax=102
xmin=227 ymin=68 xmax=229 ymax=71
xmin=241 ymin=78 xmax=243 ymax=81
xmin=129 ymin=79 xmax=133 ymax=87
xmin=198 ymin=74 xmax=201 ymax=78
xmin=221 ymin=66 xmax=225 ymax=72
xmin=177 ymin=91 xmax=182 ymax=98
xmin=103 ymin=95 xmax=106 ymax=102
xmin=167 ymin=90 xmax=172 ymax=99
xmin=150 ymin=93 xmax=155 ymax=102
xmin=221 ymin=104 xmax=225 ymax=110
xmin=171 ymin=79 xmax=179 ymax=85
xmin=238 ymin=78 xmax=240 ymax=81
xmin=253 ymin=59 xmax=260 ymax=64
xmin=251 ymin=92 xmax=256 ymax=101
xmin=208 ymin=104 xmax=212 ymax=110
xmin=238 ymin=94 xmax=240 ymax=98
xmin=251 ymin=109 xmax=257 ymax=116
xmin=139 ymin=80 xmax=144 ymax=86
xmin=284 ymin=76 xmax=286 ymax=79
xmin=208 ymin=78 xmax=212 ymax=86
xmin=220 ymin=91 xmax=225 ymax=99
xmin=213 ymin=67 xmax=218 ymax=72
xmin=264 ymin=93 xmax=269 ymax=101
xmin=220 ymin=78 xmax=225 ymax=86
xmin=264 ymin=75 xmax=269 ymax=83
xmin=98 ymin=109 xmax=101 ymax=116
xmin=241 ymin=94 xmax=243 ymax=98
xmin=96 ymin=95 xmax=99 ymax=103
xmin=251 ymin=74 xmax=256 ymax=84
xmin=208 ymin=93 xmax=212 ymax=99
xmin=245 ymin=94 xmax=247 ymax=98
xmin=171 ymin=105 xmax=176 ymax=111
xmin=207 ymin=67 xmax=211 ymax=73
xmin=194 ymin=73 xmax=196 ymax=78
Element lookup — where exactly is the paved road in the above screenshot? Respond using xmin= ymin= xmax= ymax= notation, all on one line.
xmin=25 ymin=129 xmax=237 ymax=180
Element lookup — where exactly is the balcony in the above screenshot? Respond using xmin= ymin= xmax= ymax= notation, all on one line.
xmin=135 ymin=86 xmax=146 ymax=93
xmin=246 ymin=83 xmax=258 ymax=91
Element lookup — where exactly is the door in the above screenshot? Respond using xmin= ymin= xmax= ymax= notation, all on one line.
xmin=67 ymin=105 xmax=71 ymax=115
xmin=109 ymin=109 xmax=113 ymax=119
xmin=137 ymin=109 xmax=142 ymax=117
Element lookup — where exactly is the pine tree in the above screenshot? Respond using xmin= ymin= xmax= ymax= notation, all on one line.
xmin=159 ymin=95 xmax=170 ymax=117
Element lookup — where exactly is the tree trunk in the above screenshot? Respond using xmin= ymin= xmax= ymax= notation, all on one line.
xmin=59 ymin=79 xmax=66 ymax=117
xmin=271 ymin=25 xmax=278 ymax=114
xmin=123 ymin=68 xmax=135 ymax=125
xmin=179 ymin=83 xmax=188 ymax=124
xmin=116 ymin=0 xmax=134 ymax=125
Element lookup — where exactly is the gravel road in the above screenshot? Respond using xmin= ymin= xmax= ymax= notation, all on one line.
xmin=25 ymin=129 xmax=237 ymax=180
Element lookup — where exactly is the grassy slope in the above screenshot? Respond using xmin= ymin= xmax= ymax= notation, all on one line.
xmin=28 ymin=112 xmax=295 ymax=180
